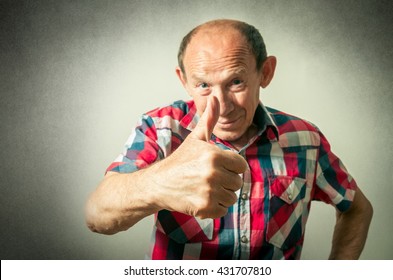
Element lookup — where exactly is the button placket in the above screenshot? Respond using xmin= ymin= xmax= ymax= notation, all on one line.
xmin=238 ymin=161 xmax=251 ymax=259
xmin=241 ymin=235 xmax=249 ymax=243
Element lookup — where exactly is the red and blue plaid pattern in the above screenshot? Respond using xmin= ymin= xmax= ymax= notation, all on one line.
xmin=107 ymin=100 xmax=357 ymax=259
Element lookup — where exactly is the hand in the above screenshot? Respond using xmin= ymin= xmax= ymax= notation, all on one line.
xmin=151 ymin=95 xmax=248 ymax=219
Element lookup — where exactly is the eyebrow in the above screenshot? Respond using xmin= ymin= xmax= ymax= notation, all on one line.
xmin=190 ymin=67 xmax=248 ymax=82
xmin=234 ymin=67 xmax=247 ymax=75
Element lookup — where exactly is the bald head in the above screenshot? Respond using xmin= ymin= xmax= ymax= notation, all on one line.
xmin=178 ymin=19 xmax=267 ymax=75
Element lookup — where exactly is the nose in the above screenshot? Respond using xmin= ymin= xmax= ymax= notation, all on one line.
xmin=212 ymin=87 xmax=234 ymax=117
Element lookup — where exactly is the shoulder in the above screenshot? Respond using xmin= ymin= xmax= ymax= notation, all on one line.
xmin=267 ymin=107 xmax=319 ymax=133
xmin=144 ymin=100 xmax=193 ymax=120
xmin=138 ymin=100 xmax=196 ymax=134
xmin=266 ymin=107 xmax=322 ymax=147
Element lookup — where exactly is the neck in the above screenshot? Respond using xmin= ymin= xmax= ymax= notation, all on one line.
xmin=229 ymin=124 xmax=259 ymax=151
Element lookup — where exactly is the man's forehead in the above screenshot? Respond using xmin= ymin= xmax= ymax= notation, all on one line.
xmin=184 ymin=28 xmax=252 ymax=66
xmin=191 ymin=24 xmax=246 ymax=47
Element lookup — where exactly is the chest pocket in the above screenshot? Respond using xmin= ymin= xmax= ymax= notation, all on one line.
xmin=155 ymin=210 xmax=214 ymax=243
xmin=266 ymin=176 xmax=308 ymax=250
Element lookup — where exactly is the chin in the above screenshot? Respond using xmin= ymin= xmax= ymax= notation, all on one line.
xmin=214 ymin=130 xmax=245 ymax=143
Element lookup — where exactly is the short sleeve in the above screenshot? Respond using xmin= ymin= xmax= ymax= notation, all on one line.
xmin=313 ymin=129 xmax=358 ymax=212
xmin=106 ymin=114 xmax=163 ymax=173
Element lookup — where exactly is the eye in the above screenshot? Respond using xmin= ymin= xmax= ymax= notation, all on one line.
xmin=229 ymin=78 xmax=245 ymax=91
xmin=232 ymin=79 xmax=243 ymax=85
xmin=194 ymin=82 xmax=211 ymax=96
xmin=198 ymin=82 xmax=209 ymax=89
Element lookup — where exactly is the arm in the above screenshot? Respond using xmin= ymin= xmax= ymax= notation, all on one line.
xmin=85 ymin=96 xmax=247 ymax=235
xmin=85 ymin=168 xmax=161 ymax=235
xmin=329 ymin=187 xmax=373 ymax=259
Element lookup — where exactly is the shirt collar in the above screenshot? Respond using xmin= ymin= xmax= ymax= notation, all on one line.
xmin=255 ymin=101 xmax=280 ymax=141
xmin=180 ymin=100 xmax=279 ymax=142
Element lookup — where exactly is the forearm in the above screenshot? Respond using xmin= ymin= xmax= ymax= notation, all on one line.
xmin=85 ymin=168 xmax=162 ymax=235
xmin=329 ymin=189 xmax=373 ymax=259
xmin=85 ymin=108 xmax=248 ymax=234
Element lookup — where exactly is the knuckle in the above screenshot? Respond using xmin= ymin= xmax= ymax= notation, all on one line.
xmin=233 ymin=154 xmax=248 ymax=172
xmin=204 ymin=170 xmax=218 ymax=183
xmin=225 ymin=175 xmax=242 ymax=191
xmin=240 ymin=158 xmax=248 ymax=172
xmin=222 ymin=192 xmax=237 ymax=206
xmin=229 ymin=192 xmax=238 ymax=205
xmin=233 ymin=174 xmax=243 ymax=187
xmin=203 ymin=148 xmax=221 ymax=163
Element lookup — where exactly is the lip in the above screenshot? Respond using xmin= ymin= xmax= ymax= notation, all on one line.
xmin=217 ymin=117 xmax=241 ymax=128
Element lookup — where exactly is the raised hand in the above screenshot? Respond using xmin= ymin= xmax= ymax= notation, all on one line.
xmin=152 ymin=95 xmax=248 ymax=219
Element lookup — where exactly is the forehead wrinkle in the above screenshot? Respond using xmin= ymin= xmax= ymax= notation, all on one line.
xmin=189 ymin=45 xmax=250 ymax=63
xmin=187 ymin=49 xmax=251 ymax=79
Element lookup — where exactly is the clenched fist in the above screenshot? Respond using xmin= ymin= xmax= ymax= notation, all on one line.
xmin=151 ymin=95 xmax=248 ymax=219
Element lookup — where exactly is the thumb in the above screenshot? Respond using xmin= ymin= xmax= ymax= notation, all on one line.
xmin=191 ymin=95 xmax=220 ymax=141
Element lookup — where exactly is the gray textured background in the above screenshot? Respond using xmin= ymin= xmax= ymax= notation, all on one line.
xmin=1 ymin=0 xmax=392 ymax=259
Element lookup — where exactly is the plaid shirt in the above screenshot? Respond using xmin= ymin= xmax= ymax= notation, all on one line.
xmin=107 ymin=100 xmax=357 ymax=259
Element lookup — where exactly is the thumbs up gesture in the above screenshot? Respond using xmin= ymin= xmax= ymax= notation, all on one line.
xmin=150 ymin=96 xmax=248 ymax=219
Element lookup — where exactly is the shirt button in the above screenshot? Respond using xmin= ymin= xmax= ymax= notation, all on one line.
xmin=241 ymin=193 xmax=248 ymax=200
xmin=241 ymin=235 xmax=248 ymax=243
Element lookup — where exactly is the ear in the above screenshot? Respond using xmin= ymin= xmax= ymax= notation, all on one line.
xmin=176 ymin=66 xmax=187 ymax=88
xmin=260 ymin=56 xmax=277 ymax=88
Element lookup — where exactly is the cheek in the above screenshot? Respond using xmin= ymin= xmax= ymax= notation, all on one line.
xmin=191 ymin=95 xmax=208 ymax=116
xmin=238 ymin=91 xmax=259 ymax=114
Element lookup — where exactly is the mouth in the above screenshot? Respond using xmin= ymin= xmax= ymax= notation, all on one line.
xmin=217 ymin=117 xmax=241 ymax=129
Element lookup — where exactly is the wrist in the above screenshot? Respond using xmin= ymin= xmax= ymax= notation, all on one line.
xmin=135 ymin=163 xmax=167 ymax=214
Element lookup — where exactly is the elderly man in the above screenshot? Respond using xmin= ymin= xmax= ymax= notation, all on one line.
xmin=85 ymin=19 xmax=373 ymax=259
